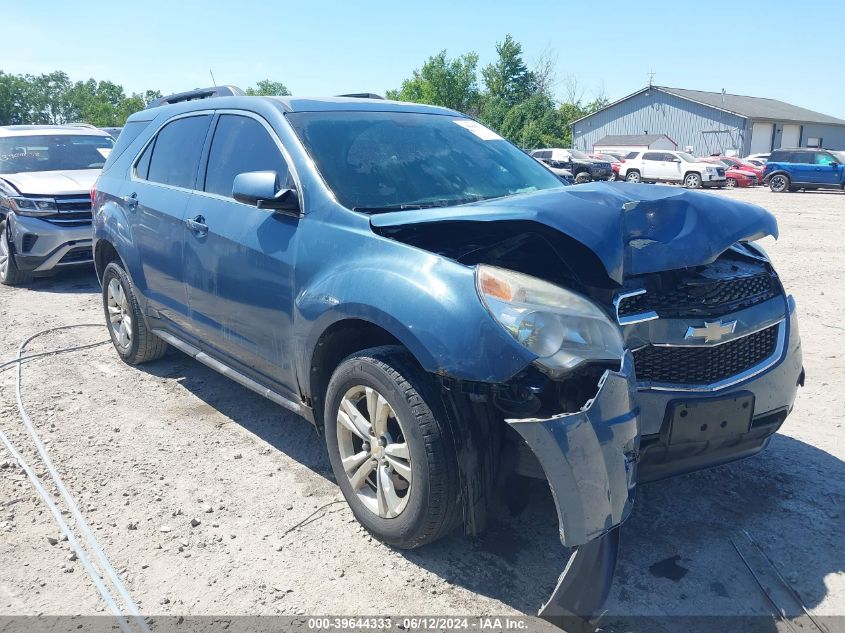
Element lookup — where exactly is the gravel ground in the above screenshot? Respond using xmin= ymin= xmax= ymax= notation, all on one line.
xmin=0 ymin=186 xmax=843 ymax=631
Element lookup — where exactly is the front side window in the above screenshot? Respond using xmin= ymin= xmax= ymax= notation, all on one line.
xmin=286 ymin=111 xmax=563 ymax=212
xmin=204 ymin=115 xmax=289 ymax=198
xmin=0 ymin=134 xmax=114 ymax=174
xmin=812 ymin=152 xmax=837 ymax=166
xmin=145 ymin=115 xmax=211 ymax=189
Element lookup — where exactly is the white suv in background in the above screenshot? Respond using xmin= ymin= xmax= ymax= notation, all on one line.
xmin=619 ymin=150 xmax=727 ymax=189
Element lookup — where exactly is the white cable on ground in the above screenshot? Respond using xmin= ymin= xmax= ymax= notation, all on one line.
xmin=2 ymin=324 xmax=150 ymax=633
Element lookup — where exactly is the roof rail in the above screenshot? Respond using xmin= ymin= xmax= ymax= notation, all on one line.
xmin=336 ymin=93 xmax=384 ymax=100
xmin=145 ymin=85 xmax=245 ymax=109
xmin=66 ymin=122 xmax=98 ymax=129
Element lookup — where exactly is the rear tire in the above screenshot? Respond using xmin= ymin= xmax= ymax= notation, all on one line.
xmin=324 ymin=346 xmax=461 ymax=549
xmin=769 ymin=174 xmax=790 ymax=193
xmin=101 ymin=261 xmax=168 ymax=364
xmin=0 ymin=221 xmax=32 ymax=286
xmin=625 ymin=170 xmax=641 ymax=183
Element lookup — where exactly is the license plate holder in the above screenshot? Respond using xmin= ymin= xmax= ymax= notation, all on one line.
xmin=667 ymin=393 xmax=754 ymax=445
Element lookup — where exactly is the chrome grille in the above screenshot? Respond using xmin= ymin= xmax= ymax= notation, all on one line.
xmin=46 ymin=195 xmax=92 ymax=227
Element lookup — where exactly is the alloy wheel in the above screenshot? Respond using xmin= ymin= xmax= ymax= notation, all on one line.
xmin=726 ymin=178 xmax=737 ymax=188
xmin=770 ymin=175 xmax=788 ymax=192
xmin=626 ymin=171 xmax=640 ymax=183
xmin=336 ymin=385 xmax=412 ymax=519
xmin=107 ymin=278 xmax=132 ymax=350
xmin=685 ymin=173 xmax=701 ymax=188
xmin=0 ymin=225 xmax=8 ymax=281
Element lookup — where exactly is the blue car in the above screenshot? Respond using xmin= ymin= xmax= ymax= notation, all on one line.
xmin=764 ymin=147 xmax=845 ymax=192
xmin=92 ymin=89 xmax=803 ymax=622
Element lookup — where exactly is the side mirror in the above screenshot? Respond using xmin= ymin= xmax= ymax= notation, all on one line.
xmin=232 ymin=171 xmax=300 ymax=215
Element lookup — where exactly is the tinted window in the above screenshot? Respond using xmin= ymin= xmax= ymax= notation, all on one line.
xmin=287 ymin=111 xmax=563 ymax=212
xmin=135 ymin=141 xmax=153 ymax=180
xmin=790 ymin=151 xmax=812 ymax=164
xmin=769 ymin=150 xmax=788 ymax=163
xmin=146 ymin=115 xmax=211 ymax=189
xmin=625 ymin=151 xmax=640 ymax=159
xmin=642 ymin=152 xmax=662 ymax=161
xmin=204 ymin=115 xmax=288 ymax=197
xmin=102 ymin=120 xmax=150 ymax=172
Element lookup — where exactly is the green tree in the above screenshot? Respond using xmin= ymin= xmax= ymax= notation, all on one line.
xmin=481 ymin=35 xmax=536 ymax=108
xmin=385 ymin=50 xmax=480 ymax=114
xmin=245 ymin=80 xmax=290 ymax=96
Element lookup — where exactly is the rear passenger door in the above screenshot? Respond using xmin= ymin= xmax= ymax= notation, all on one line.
xmin=640 ymin=152 xmax=663 ymax=180
xmin=786 ymin=151 xmax=814 ymax=184
xmin=129 ymin=113 xmax=212 ymax=330
xmin=182 ymin=112 xmax=299 ymax=395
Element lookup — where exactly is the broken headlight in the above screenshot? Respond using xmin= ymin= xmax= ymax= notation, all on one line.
xmin=476 ymin=265 xmax=625 ymax=378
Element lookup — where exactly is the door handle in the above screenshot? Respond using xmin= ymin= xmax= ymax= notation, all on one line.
xmin=122 ymin=192 xmax=138 ymax=211
xmin=185 ymin=215 xmax=208 ymax=236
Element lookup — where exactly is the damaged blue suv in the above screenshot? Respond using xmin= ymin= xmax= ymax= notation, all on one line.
xmin=92 ymin=91 xmax=803 ymax=622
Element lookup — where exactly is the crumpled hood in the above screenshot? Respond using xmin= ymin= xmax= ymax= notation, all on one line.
xmin=370 ymin=182 xmax=778 ymax=283
xmin=0 ymin=169 xmax=100 ymax=196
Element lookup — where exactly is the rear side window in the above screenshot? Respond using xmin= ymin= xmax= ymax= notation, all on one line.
xmin=203 ymin=115 xmax=289 ymax=198
xmin=101 ymin=120 xmax=150 ymax=172
xmin=145 ymin=115 xmax=211 ymax=189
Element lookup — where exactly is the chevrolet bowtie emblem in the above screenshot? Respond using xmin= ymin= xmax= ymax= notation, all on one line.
xmin=684 ymin=320 xmax=737 ymax=343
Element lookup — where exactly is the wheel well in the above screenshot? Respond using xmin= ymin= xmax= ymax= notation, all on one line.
xmin=308 ymin=319 xmax=405 ymax=430
xmin=94 ymin=240 xmax=122 ymax=282
xmin=684 ymin=170 xmax=701 ymax=179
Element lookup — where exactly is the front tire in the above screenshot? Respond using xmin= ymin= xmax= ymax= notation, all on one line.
xmin=0 ymin=221 xmax=31 ymax=286
xmin=769 ymin=174 xmax=790 ymax=193
xmin=101 ymin=261 xmax=168 ymax=364
xmin=726 ymin=177 xmax=737 ymax=188
xmin=324 ymin=346 xmax=461 ymax=549
xmin=574 ymin=172 xmax=592 ymax=184
xmin=684 ymin=172 xmax=702 ymax=189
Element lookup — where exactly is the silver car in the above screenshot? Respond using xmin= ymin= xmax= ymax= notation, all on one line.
xmin=0 ymin=124 xmax=114 ymax=285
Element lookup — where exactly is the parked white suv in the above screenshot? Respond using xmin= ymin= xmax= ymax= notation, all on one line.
xmin=619 ymin=150 xmax=727 ymax=189
xmin=0 ymin=124 xmax=114 ymax=284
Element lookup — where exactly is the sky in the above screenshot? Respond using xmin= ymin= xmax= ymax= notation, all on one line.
xmin=4 ymin=0 xmax=845 ymax=118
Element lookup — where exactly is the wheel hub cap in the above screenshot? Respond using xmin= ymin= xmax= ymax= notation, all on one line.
xmin=337 ymin=385 xmax=412 ymax=518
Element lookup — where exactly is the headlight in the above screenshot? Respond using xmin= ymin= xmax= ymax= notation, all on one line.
xmin=704 ymin=166 xmax=717 ymax=173
xmin=9 ymin=196 xmax=57 ymax=216
xmin=476 ymin=265 xmax=625 ymax=377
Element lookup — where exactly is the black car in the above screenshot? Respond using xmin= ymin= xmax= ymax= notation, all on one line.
xmin=530 ymin=148 xmax=613 ymax=183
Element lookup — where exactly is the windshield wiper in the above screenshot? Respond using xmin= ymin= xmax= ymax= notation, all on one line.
xmin=353 ymin=195 xmax=506 ymax=214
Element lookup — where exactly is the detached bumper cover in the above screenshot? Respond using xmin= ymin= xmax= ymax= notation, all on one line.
xmin=505 ymin=354 xmax=639 ymax=620
xmin=506 ymin=354 xmax=640 ymax=548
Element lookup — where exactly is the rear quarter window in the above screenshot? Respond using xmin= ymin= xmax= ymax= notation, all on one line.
xmin=101 ymin=120 xmax=151 ymax=172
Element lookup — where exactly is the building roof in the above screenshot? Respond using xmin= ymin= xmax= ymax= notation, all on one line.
xmin=573 ymin=86 xmax=845 ymax=127
xmin=658 ymin=87 xmax=845 ymax=125
xmin=594 ymin=134 xmax=676 ymax=147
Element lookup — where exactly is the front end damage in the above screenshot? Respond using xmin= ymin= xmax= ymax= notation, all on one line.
xmin=505 ymin=354 xmax=639 ymax=623
xmin=371 ymin=183 xmax=792 ymax=626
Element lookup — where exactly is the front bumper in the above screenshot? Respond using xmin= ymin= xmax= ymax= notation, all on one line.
xmin=506 ymin=354 xmax=639 ymax=619
xmin=635 ymin=297 xmax=803 ymax=482
xmin=702 ymin=173 xmax=727 ymax=186
xmin=7 ymin=213 xmax=93 ymax=273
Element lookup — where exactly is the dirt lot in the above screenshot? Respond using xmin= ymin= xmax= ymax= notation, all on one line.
xmin=1 ymin=186 xmax=843 ymax=631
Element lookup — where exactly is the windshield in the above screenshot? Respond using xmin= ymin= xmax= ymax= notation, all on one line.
xmin=676 ymin=152 xmax=698 ymax=162
xmin=286 ymin=111 xmax=564 ymax=212
xmin=832 ymin=151 xmax=845 ymax=163
xmin=569 ymin=149 xmax=590 ymax=160
xmin=0 ymin=134 xmax=114 ymax=174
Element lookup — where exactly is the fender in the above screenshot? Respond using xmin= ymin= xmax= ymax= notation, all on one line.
xmin=295 ymin=252 xmax=535 ymax=388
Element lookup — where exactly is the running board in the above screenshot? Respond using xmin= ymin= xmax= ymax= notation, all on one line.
xmin=151 ymin=329 xmax=304 ymax=415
